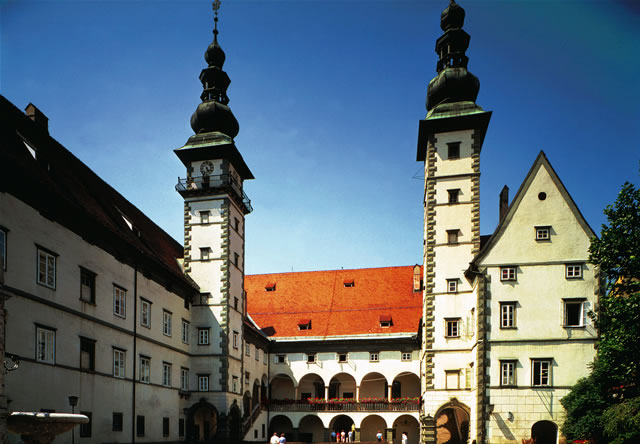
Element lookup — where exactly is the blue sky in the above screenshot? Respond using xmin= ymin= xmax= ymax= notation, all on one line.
xmin=2 ymin=0 xmax=639 ymax=274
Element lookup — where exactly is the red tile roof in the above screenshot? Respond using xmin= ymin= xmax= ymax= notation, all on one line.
xmin=245 ymin=266 xmax=422 ymax=338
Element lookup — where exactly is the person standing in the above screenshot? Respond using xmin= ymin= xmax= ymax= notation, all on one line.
xmin=331 ymin=430 xmax=337 ymax=442
xmin=402 ymin=431 xmax=408 ymax=444
xmin=376 ymin=430 xmax=383 ymax=442
xmin=347 ymin=430 xmax=353 ymax=442
xmin=270 ymin=433 xmax=279 ymax=444
xmin=279 ymin=433 xmax=286 ymax=444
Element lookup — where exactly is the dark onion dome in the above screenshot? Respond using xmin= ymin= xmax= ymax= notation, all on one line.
xmin=426 ymin=0 xmax=481 ymax=113
xmin=205 ymin=38 xmax=226 ymax=68
xmin=190 ymin=100 xmax=239 ymax=138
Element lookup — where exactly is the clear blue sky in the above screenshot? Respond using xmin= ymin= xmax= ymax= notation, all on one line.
xmin=2 ymin=0 xmax=639 ymax=275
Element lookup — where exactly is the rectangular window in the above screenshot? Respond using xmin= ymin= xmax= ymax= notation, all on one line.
xmin=198 ymin=328 xmax=209 ymax=345
xmin=338 ymin=353 xmax=348 ymax=363
xmin=306 ymin=353 xmax=316 ymax=364
xmin=370 ymin=352 xmax=379 ymax=362
xmin=234 ymin=217 xmax=239 ymax=231
xmin=181 ymin=367 xmax=189 ymax=391
xmin=234 ymin=297 xmax=238 ymax=310
xmin=140 ymin=356 xmax=150 ymax=383
xmin=79 ymin=412 xmax=92 ymax=437
xmin=256 ymin=348 xmax=260 ymax=361
xmin=80 ymin=268 xmax=96 ymax=303
xmin=36 ymin=326 xmax=55 ymax=364
xmin=163 ymin=417 xmax=170 ymax=437
xmin=179 ymin=418 xmax=185 ymax=437
xmin=447 ymin=142 xmax=460 ymax=160
xmin=200 ymin=292 xmax=211 ymax=305
xmin=501 ymin=360 xmax=516 ymax=386
xmin=136 ymin=415 xmax=145 ymax=437
xmin=198 ymin=375 xmax=209 ymax=392
xmin=112 ymin=412 xmax=123 ymax=432
xmin=445 ymin=370 xmax=460 ymax=389
xmin=500 ymin=302 xmax=516 ymax=328
xmin=200 ymin=210 xmax=210 ymax=224
xmin=447 ymin=189 xmax=460 ymax=204
xmin=140 ymin=299 xmax=151 ymax=328
xmin=445 ymin=318 xmax=460 ymax=338
xmin=401 ymin=352 xmax=412 ymax=361
xmin=234 ymin=252 xmax=239 ymax=267
xmin=500 ymin=267 xmax=516 ymax=281
xmin=232 ymin=375 xmax=239 ymax=393
xmin=264 ymin=351 xmax=268 ymax=365
xmin=200 ymin=247 xmax=211 ymax=261
xmin=532 ymin=359 xmax=552 ymax=387
xmin=0 ymin=227 xmax=7 ymax=271
xmin=447 ymin=229 xmax=459 ymax=244
xmin=233 ymin=331 xmax=238 ymax=348
xmin=80 ymin=337 xmax=95 ymax=371
xmin=113 ymin=285 xmax=126 ymax=318
xmin=564 ymin=299 xmax=588 ymax=327
xmin=275 ymin=354 xmax=285 ymax=364
xmin=163 ymin=310 xmax=172 ymax=336
xmin=535 ymin=226 xmax=551 ymax=241
xmin=447 ymin=279 xmax=458 ymax=293
xmin=113 ymin=349 xmax=125 ymax=378
xmin=245 ymin=371 xmax=250 ymax=385
xmin=182 ymin=319 xmax=189 ymax=344
xmin=162 ymin=362 xmax=172 ymax=387
xmin=566 ymin=264 xmax=583 ymax=279
xmin=245 ymin=342 xmax=251 ymax=356
xmin=37 ymin=247 xmax=56 ymax=288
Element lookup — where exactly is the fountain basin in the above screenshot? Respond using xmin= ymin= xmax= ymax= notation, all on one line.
xmin=8 ymin=412 xmax=89 ymax=444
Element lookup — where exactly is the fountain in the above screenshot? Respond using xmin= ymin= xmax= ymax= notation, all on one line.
xmin=8 ymin=412 xmax=89 ymax=444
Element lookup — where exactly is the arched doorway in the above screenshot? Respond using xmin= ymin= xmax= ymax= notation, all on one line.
xmin=299 ymin=415 xmax=325 ymax=442
xmin=270 ymin=415 xmax=294 ymax=440
xmin=228 ymin=403 xmax=242 ymax=444
xmin=361 ymin=415 xmax=387 ymax=442
xmin=531 ymin=420 xmax=557 ymax=444
xmin=392 ymin=415 xmax=420 ymax=444
xmin=186 ymin=399 xmax=218 ymax=443
xmin=360 ymin=372 xmax=388 ymax=399
xmin=392 ymin=372 xmax=420 ymax=398
xmin=270 ymin=373 xmax=295 ymax=399
xmin=243 ymin=391 xmax=252 ymax=418
xmin=299 ymin=373 xmax=325 ymax=400
xmin=435 ymin=400 xmax=470 ymax=444
xmin=329 ymin=414 xmax=356 ymax=441
xmin=252 ymin=380 xmax=260 ymax=407
xmin=328 ymin=373 xmax=357 ymax=399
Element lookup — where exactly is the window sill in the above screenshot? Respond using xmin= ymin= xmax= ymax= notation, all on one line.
xmin=500 ymin=327 xmax=518 ymax=330
xmin=37 ymin=281 xmax=56 ymax=290
xmin=79 ymin=298 xmax=96 ymax=305
xmin=114 ymin=313 xmax=126 ymax=319
xmin=563 ymin=325 xmax=586 ymax=329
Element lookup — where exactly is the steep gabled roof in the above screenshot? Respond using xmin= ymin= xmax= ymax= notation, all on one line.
xmin=472 ymin=151 xmax=596 ymax=266
xmin=245 ymin=266 xmax=422 ymax=339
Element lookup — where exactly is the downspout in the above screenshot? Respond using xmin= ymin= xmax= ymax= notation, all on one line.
xmin=132 ymin=265 xmax=138 ymax=444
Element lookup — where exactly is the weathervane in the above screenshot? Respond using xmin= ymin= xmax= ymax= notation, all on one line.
xmin=213 ymin=0 xmax=221 ymax=39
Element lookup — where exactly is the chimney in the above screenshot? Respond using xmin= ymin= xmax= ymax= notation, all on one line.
xmin=499 ymin=185 xmax=509 ymax=222
xmin=25 ymin=103 xmax=49 ymax=134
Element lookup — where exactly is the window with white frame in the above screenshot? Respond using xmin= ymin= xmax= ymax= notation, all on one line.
xmin=500 ymin=267 xmax=516 ymax=281
xmin=232 ymin=331 xmax=238 ymax=348
xmin=445 ymin=318 xmax=461 ymax=338
xmin=370 ymin=352 xmax=379 ymax=362
xmin=566 ymin=264 xmax=583 ymax=279
xmin=198 ymin=375 xmax=209 ymax=392
xmin=182 ymin=320 xmax=189 ymax=344
xmin=447 ymin=279 xmax=458 ymax=293
xmin=162 ymin=362 xmax=172 ymax=387
xmin=500 ymin=360 xmax=516 ymax=386
xmin=337 ymin=353 xmax=348 ymax=363
xmin=163 ymin=310 xmax=172 ymax=336
xmin=113 ymin=285 xmax=126 ymax=318
xmin=445 ymin=370 xmax=460 ymax=389
xmin=37 ymin=247 xmax=56 ymax=288
xmin=306 ymin=353 xmax=316 ymax=363
xmin=245 ymin=342 xmax=251 ymax=356
xmin=140 ymin=299 xmax=151 ymax=327
xmin=563 ymin=299 xmax=589 ymax=327
xmin=500 ymin=302 xmax=516 ymax=328
xmin=401 ymin=352 xmax=412 ymax=361
xmin=36 ymin=326 xmax=55 ymax=364
xmin=198 ymin=328 xmax=209 ymax=345
xmin=535 ymin=226 xmax=551 ymax=241
xmin=140 ymin=356 xmax=150 ymax=383
xmin=255 ymin=348 xmax=260 ymax=361
xmin=232 ymin=376 xmax=239 ymax=393
xmin=245 ymin=371 xmax=250 ymax=386
xmin=113 ymin=349 xmax=125 ymax=378
xmin=80 ymin=267 xmax=96 ymax=303
xmin=531 ymin=359 xmax=551 ymax=387
xmin=0 ymin=227 xmax=7 ymax=271
xmin=180 ymin=367 xmax=189 ymax=391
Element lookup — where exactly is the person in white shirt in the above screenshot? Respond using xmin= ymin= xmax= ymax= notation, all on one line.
xmin=270 ymin=433 xmax=279 ymax=444
xmin=402 ymin=431 xmax=408 ymax=444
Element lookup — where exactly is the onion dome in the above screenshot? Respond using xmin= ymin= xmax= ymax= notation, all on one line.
xmin=190 ymin=4 xmax=239 ymax=138
xmin=426 ymin=0 xmax=481 ymax=114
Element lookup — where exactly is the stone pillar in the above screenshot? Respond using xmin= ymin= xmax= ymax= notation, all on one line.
xmin=291 ymin=427 xmax=299 ymax=442
xmin=355 ymin=428 xmax=361 ymax=442
xmin=387 ymin=385 xmax=393 ymax=400
xmin=385 ymin=428 xmax=394 ymax=443
xmin=324 ymin=428 xmax=331 ymax=442
xmin=325 ymin=385 xmax=329 ymax=400
xmin=294 ymin=386 xmax=299 ymax=400
xmin=356 ymin=385 xmax=360 ymax=401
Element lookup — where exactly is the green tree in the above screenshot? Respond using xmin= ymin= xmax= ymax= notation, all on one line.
xmin=562 ymin=181 xmax=640 ymax=443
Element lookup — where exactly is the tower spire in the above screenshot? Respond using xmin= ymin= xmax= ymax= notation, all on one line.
xmin=190 ymin=0 xmax=239 ymax=138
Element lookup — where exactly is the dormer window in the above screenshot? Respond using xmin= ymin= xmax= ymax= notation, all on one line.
xmin=535 ymin=226 xmax=551 ymax=241
xmin=379 ymin=315 xmax=392 ymax=328
xmin=343 ymin=279 xmax=354 ymax=288
xmin=265 ymin=283 xmax=276 ymax=292
xmin=298 ymin=319 xmax=312 ymax=331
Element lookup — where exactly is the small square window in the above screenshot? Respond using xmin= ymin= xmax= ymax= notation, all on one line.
xmin=379 ymin=315 xmax=392 ymax=328
xmin=563 ymin=299 xmax=588 ymax=327
xmin=445 ymin=370 xmax=461 ymax=389
xmin=200 ymin=247 xmax=211 ymax=261
xmin=80 ymin=268 xmax=96 ymax=303
xmin=535 ymin=226 xmax=551 ymax=241
xmin=401 ymin=352 xmax=412 ymax=361
xmin=500 ymin=302 xmax=516 ymax=329
xmin=200 ymin=293 xmax=211 ymax=305
xmin=306 ymin=353 xmax=316 ymax=363
xmin=447 ymin=189 xmax=460 ymax=204
xmin=445 ymin=318 xmax=460 ymax=338
xmin=531 ymin=359 xmax=552 ymax=387
xmin=298 ymin=319 xmax=312 ymax=330
xmin=369 ymin=352 xmax=379 ymax=362
xmin=275 ymin=354 xmax=286 ymax=364
xmin=343 ymin=279 xmax=354 ymax=287
xmin=447 ymin=230 xmax=459 ymax=244
xmin=265 ymin=283 xmax=276 ymax=291
xmin=500 ymin=267 xmax=516 ymax=281
xmin=198 ymin=328 xmax=209 ymax=345
xmin=37 ymin=247 xmax=57 ymax=289
xmin=500 ymin=360 xmax=517 ymax=386
xmin=198 ymin=375 xmax=209 ymax=391
xmin=338 ymin=353 xmax=348 ymax=363
xmin=447 ymin=142 xmax=460 ymax=160
xmin=200 ymin=211 xmax=210 ymax=224
xmin=112 ymin=412 xmax=123 ymax=432
xmin=447 ymin=279 xmax=458 ymax=293
xmin=566 ymin=264 xmax=582 ymax=279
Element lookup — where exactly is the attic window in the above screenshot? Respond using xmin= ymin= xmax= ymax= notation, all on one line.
xmin=379 ymin=315 xmax=393 ymax=328
xmin=23 ymin=140 xmax=37 ymax=159
xmin=265 ymin=283 xmax=276 ymax=292
xmin=343 ymin=279 xmax=354 ymax=288
xmin=298 ymin=319 xmax=312 ymax=331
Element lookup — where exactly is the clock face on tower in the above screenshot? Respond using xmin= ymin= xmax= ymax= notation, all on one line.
xmin=200 ymin=161 xmax=214 ymax=176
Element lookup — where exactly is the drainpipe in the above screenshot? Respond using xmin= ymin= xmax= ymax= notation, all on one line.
xmin=132 ymin=266 xmax=138 ymax=444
